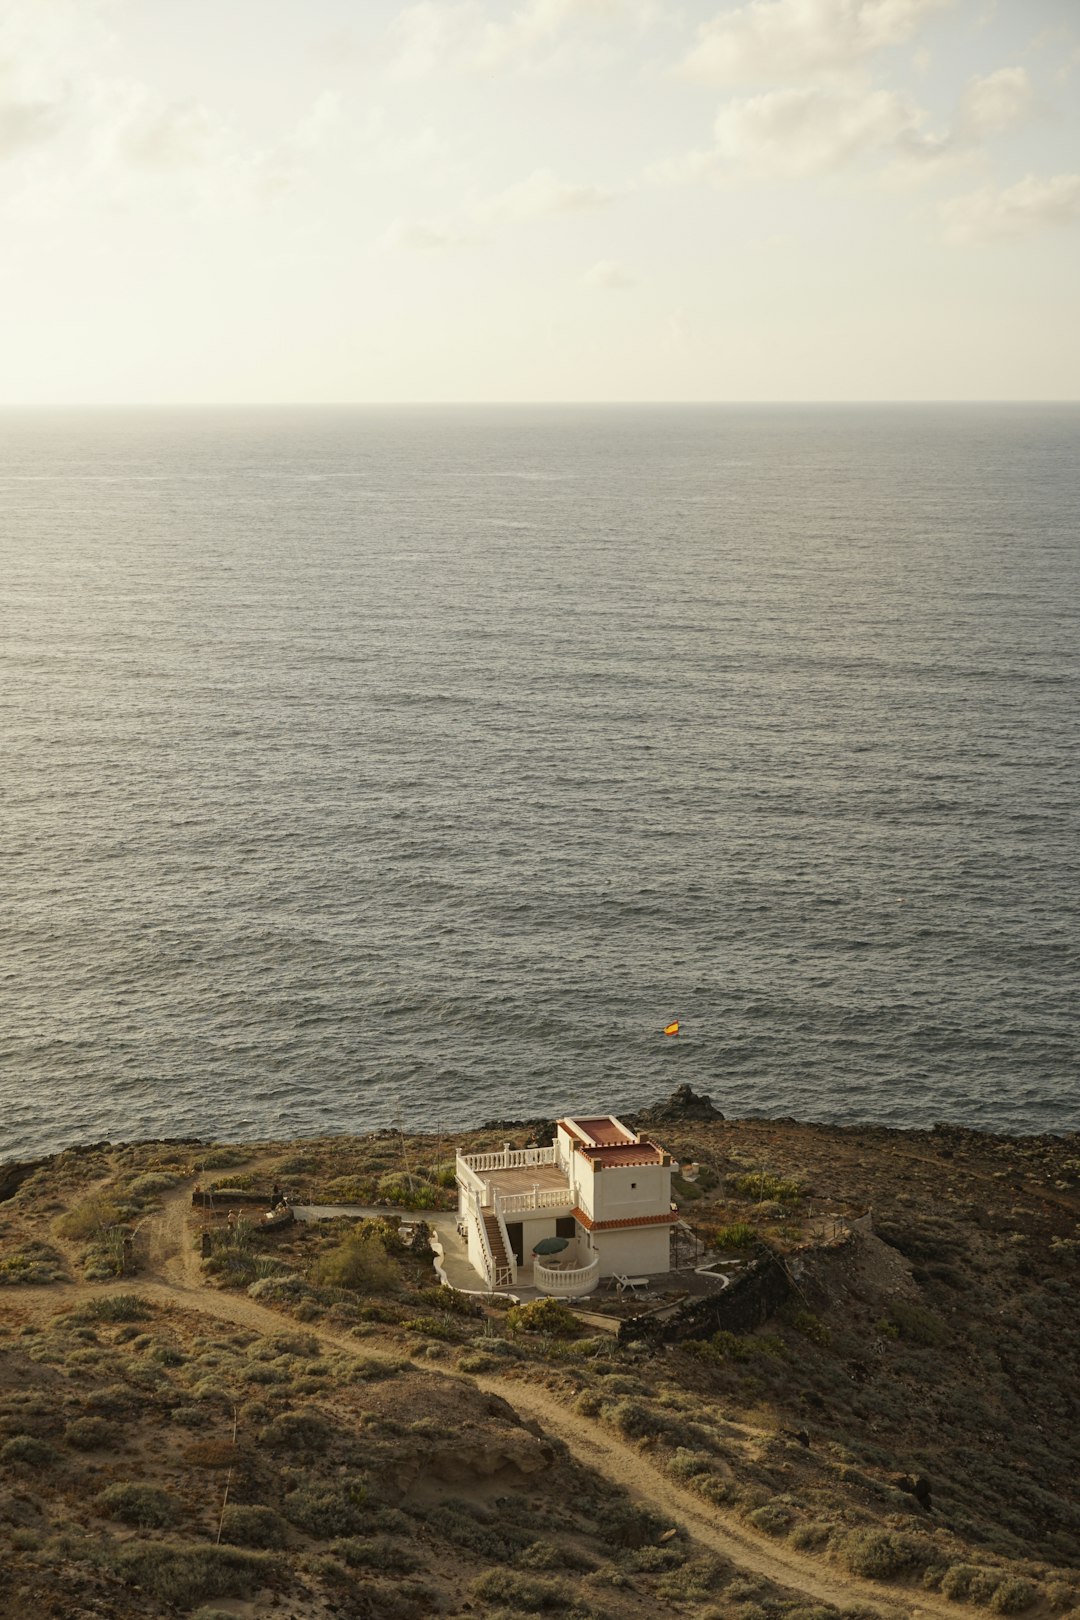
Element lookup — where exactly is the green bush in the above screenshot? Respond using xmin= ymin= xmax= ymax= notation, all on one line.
xmin=98 ymin=1482 xmax=175 ymax=1528
xmin=64 ymin=1416 xmax=120 ymax=1451
xmin=332 ymin=1535 xmax=418 ymax=1572
xmin=471 ymin=1569 xmax=576 ymax=1611
xmin=506 ymin=1298 xmax=579 ymax=1337
xmin=731 ymin=1172 xmax=802 ymax=1201
xmin=313 ymin=1229 xmax=400 ymax=1293
xmin=991 ymin=1579 xmax=1040 ymax=1614
xmin=80 ymin=1293 xmax=149 ymax=1322
xmin=56 ymin=1193 xmax=125 ymax=1240
xmin=127 ymin=1172 xmax=179 ymax=1198
xmin=841 ymin=1530 xmax=932 ymax=1580
xmin=283 ymin=1478 xmax=369 ymax=1538
xmin=1 ymin=1433 xmax=57 ymax=1467
xmin=748 ymin=1501 xmax=794 ymax=1537
xmin=886 ymin=1302 xmax=951 ymax=1347
xmin=515 ymin=1538 xmax=595 ymax=1573
xmin=218 ymin=1504 xmax=288 ymax=1549
xmin=711 ymin=1223 xmax=758 ymax=1250
xmin=260 ymin=1407 xmax=331 ymax=1451
xmin=790 ymin=1310 xmax=831 ymax=1345
xmin=104 ymin=1542 xmax=278 ymax=1607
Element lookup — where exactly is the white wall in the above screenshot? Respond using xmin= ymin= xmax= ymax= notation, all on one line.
xmin=593 ymin=1225 xmax=670 ymax=1279
xmin=591 ymin=1161 xmax=670 ymax=1224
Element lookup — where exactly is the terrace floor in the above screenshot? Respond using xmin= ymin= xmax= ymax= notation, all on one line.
xmin=480 ymin=1163 xmax=572 ymax=1200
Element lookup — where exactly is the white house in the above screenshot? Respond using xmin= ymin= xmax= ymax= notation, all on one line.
xmin=455 ymin=1115 xmax=675 ymax=1296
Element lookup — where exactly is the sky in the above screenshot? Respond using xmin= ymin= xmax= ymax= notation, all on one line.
xmin=1 ymin=0 xmax=1078 ymax=402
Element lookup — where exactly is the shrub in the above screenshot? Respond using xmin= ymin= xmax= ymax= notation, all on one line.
xmin=218 ymin=1504 xmax=288 ymax=1549
xmin=56 ymin=1193 xmax=125 ymax=1240
xmin=104 ymin=1542 xmax=278 ymax=1607
xmin=711 ymin=1223 xmax=758 ymax=1250
xmin=377 ymin=1173 xmax=438 ymax=1210
xmin=313 ymin=1229 xmax=399 ymax=1293
xmin=98 ymin=1482 xmax=175 ymax=1528
xmin=603 ymin=1397 xmax=669 ymax=1442
xmin=1 ymin=1433 xmax=57 ymax=1467
xmin=506 ymin=1298 xmax=579 ymax=1338
xmin=516 ymin=1538 xmax=594 ymax=1573
xmin=991 ymin=1579 xmax=1040 ymax=1614
xmin=731 ymin=1173 xmax=802 ymax=1201
xmin=842 ymin=1530 xmax=932 ymax=1580
xmin=748 ymin=1501 xmax=794 ymax=1537
xmin=332 ymin=1535 xmax=418 ymax=1573
xmin=885 ymin=1301 xmax=951 ymax=1347
xmin=260 ymin=1407 xmax=331 ymax=1451
xmin=64 ymin=1416 xmax=120 ymax=1451
xmin=80 ymin=1294 xmax=149 ymax=1322
xmin=471 ymin=1569 xmax=576 ymax=1611
xmin=127 ymin=1172 xmax=179 ymax=1198
xmin=790 ymin=1522 xmax=834 ymax=1551
xmin=790 ymin=1310 xmax=831 ymax=1346
xmin=283 ymin=1478 xmax=369 ymax=1538
xmin=595 ymin=1501 xmax=666 ymax=1550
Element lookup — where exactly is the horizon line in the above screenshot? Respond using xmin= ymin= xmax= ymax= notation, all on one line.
xmin=1 ymin=398 xmax=1078 ymax=410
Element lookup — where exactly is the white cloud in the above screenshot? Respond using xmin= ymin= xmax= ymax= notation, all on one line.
xmin=385 ymin=165 xmax=613 ymax=248
xmin=941 ymin=171 xmax=1080 ymax=243
xmin=956 ymin=66 xmax=1033 ymax=141
xmin=381 ymin=216 xmax=474 ymax=251
xmin=476 ymin=166 xmax=614 ymax=221
xmin=711 ymin=84 xmax=924 ymax=177
xmin=386 ymin=0 xmax=652 ymax=77
xmin=0 ymin=96 xmax=62 ymax=159
xmin=582 ymin=257 xmax=634 ymax=286
xmin=681 ymin=0 xmax=953 ymax=87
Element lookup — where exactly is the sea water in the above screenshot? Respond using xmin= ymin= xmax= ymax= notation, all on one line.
xmin=2 ymin=404 xmax=1078 ymax=1159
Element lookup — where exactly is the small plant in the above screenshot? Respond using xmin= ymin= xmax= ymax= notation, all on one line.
xmin=313 ymin=1228 xmax=400 ymax=1293
xmin=471 ymin=1569 xmax=576 ymax=1611
xmin=731 ymin=1172 xmax=802 ymax=1202
xmin=506 ymin=1297 xmax=579 ymax=1337
xmin=991 ymin=1579 xmax=1040 ymax=1614
xmin=1 ymin=1433 xmax=57 ymax=1467
xmin=331 ymin=1535 xmax=418 ymax=1572
xmin=790 ymin=1310 xmax=831 ymax=1346
xmin=98 ymin=1482 xmax=176 ymax=1528
xmin=711 ymin=1222 xmax=758 ymax=1250
xmin=64 ymin=1416 xmax=120 ymax=1451
xmin=80 ymin=1293 xmax=149 ymax=1322
xmin=101 ymin=1542 xmax=278 ymax=1607
xmin=218 ymin=1504 xmax=288 ymax=1549
xmin=841 ymin=1529 xmax=933 ymax=1580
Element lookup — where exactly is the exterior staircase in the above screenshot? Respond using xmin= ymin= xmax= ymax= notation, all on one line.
xmin=483 ymin=1210 xmax=515 ymax=1289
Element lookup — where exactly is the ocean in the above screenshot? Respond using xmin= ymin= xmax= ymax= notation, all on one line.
xmin=2 ymin=404 xmax=1078 ymax=1161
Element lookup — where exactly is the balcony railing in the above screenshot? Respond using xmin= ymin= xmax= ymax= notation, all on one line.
xmin=458 ymin=1146 xmax=558 ymax=1174
xmin=495 ymin=1186 xmax=573 ymax=1216
xmin=533 ymin=1255 xmax=601 ymax=1299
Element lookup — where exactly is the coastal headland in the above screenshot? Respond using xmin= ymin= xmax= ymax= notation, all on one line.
xmin=2 ymin=1090 xmax=1078 ymax=1620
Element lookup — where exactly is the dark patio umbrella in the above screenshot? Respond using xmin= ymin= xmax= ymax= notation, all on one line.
xmin=532 ymin=1235 xmax=570 ymax=1256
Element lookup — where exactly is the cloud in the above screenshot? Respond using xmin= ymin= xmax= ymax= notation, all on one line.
xmin=385 ymin=0 xmax=652 ymax=78
xmin=385 ymin=165 xmax=614 ymax=248
xmin=381 ymin=217 xmax=473 ymax=251
xmin=582 ymin=257 xmax=635 ymax=286
xmin=711 ymin=84 xmax=923 ymax=177
xmin=681 ymin=0 xmax=953 ymax=87
xmin=956 ymin=66 xmax=1033 ymax=141
xmin=0 ymin=96 xmax=62 ymax=159
xmin=940 ymin=172 xmax=1080 ymax=243
xmin=476 ymin=167 xmax=614 ymax=221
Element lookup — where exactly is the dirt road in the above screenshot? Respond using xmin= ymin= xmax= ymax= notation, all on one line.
xmin=6 ymin=1177 xmax=967 ymax=1620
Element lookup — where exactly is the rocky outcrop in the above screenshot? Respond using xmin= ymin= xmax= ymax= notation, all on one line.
xmin=635 ymin=1085 xmax=725 ymax=1126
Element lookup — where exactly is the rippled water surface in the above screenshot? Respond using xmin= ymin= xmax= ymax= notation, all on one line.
xmin=3 ymin=405 xmax=1078 ymax=1159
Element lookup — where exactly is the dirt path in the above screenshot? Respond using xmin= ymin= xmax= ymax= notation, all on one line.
xmin=9 ymin=1177 xmax=970 ymax=1620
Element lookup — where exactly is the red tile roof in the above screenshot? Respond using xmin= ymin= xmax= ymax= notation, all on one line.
xmin=580 ymin=1143 xmax=665 ymax=1167
xmin=559 ymin=1115 xmax=636 ymax=1147
xmin=572 ymin=1207 xmax=677 ymax=1232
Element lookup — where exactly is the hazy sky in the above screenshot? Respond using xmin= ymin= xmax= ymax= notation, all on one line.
xmin=2 ymin=0 xmax=1078 ymax=401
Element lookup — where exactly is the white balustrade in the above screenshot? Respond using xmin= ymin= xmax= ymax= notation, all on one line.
xmin=495 ymin=1186 xmax=573 ymax=1216
xmin=458 ymin=1146 xmax=557 ymax=1174
xmin=533 ymin=1255 xmax=601 ymax=1299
